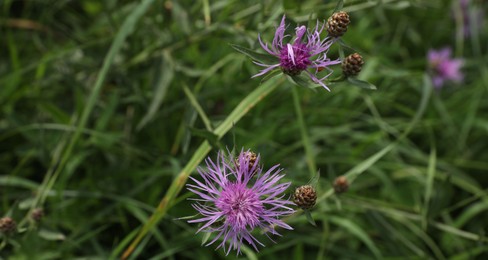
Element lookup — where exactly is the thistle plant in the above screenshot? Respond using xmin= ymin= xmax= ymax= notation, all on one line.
xmin=253 ymin=15 xmax=340 ymax=91
xmin=186 ymin=150 xmax=294 ymax=255
xmin=294 ymin=185 xmax=317 ymax=210
xmin=232 ymin=9 xmax=376 ymax=91
xmin=123 ymin=2 xmax=374 ymax=258
xmin=7 ymin=0 xmax=488 ymax=259
xmin=342 ymin=53 xmax=364 ymax=77
xmin=326 ymin=11 xmax=350 ymax=37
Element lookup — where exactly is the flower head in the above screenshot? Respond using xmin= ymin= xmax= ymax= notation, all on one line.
xmin=293 ymin=185 xmax=317 ymax=210
xmin=342 ymin=53 xmax=364 ymax=77
xmin=254 ymin=15 xmax=341 ymax=91
xmin=0 ymin=217 xmax=16 ymax=234
xmin=333 ymin=176 xmax=349 ymax=194
xmin=326 ymin=11 xmax=350 ymax=37
xmin=427 ymin=48 xmax=464 ymax=89
xmin=187 ymin=150 xmax=294 ymax=255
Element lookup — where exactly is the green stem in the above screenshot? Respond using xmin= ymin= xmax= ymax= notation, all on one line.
xmin=291 ymin=87 xmax=317 ymax=178
xmin=182 ymin=84 xmax=213 ymax=131
xmin=121 ymin=76 xmax=284 ymax=259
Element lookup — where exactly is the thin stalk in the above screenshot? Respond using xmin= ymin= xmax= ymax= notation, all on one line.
xmin=291 ymin=87 xmax=317 ymax=178
xmin=182 ymin=84 xmax=213 ymax=131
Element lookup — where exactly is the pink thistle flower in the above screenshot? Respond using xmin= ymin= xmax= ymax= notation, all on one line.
xmin=253 ymin=15 xmax=341 ymax=91
xmin=427 ymin=47 xmax=464 ymax=89
xmin=187 ymin=150 xmax=295 ymax=255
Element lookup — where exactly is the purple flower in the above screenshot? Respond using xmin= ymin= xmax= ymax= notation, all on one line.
xmin=427 ymin=48 xmax=464 ymax=89
xmin=253 ymin=15 xmax=341 ymax=91
xmin=459 ymin=0 xmax=484 ymax=38
xmin=187 ymin=150 xmax=294 ymax=255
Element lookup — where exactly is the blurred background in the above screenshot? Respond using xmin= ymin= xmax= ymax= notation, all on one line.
xmin=1 ymin=0 xmax=487 ymax=259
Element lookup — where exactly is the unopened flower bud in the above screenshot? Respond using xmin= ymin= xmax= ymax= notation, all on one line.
xmin=236 ymin=151 xmax=258 ymax=176
xmin=326 ymin=11 xmax=350 ymax=37
xmin=32 ymin=208 xmax=44 ymax=222
xmin=294 ymin=185 xmax=317 ymax=210
xmin=333 ymin=176 xmax=349 ymax=194
xmin=0 ymin=217 xmax=17 ymax=234
xmin=342 ymin=53 xmax=364 ymax=77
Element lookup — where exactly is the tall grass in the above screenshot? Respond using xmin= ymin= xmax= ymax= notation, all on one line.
xmin=1 ymin=0 xmax=487 ymax=259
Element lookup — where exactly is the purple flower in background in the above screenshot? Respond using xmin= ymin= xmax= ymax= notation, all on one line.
xmin=427 ymin=48 xmax=464 ymax=88
xmin=459 ymin=0 xmax=484 ymax=38
xmin=253 ymin=15 xmax=341 ymax=91
xmin=187 ymin=150 xmax=294 ymax=255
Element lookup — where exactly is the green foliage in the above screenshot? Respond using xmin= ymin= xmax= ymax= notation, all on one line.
xmin=1 ymin=0 xmax=488 ymax=259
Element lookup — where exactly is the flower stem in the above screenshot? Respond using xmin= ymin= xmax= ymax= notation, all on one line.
xmin=291 ymin=86 xmax=317 ymax=178
xmin=120 ymin=76 xmax=284 ymax=259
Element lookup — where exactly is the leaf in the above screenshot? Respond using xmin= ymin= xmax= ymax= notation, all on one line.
xmin=137 ymin=52 xmax=174 ymax=130
xmin=338 ymin=43 xmax=345 ymax=60
xmin=240 ymin=245 xmax=259 ymax=260
xmin=422 ymin=147 xmax=436 ymax=230
xmin=230 ymin=44 xmax=279 ymax=64
xmin=307 ymin=170 xmax=321 ymax=186
xmin=304 ymin=210 xmax=317 ymax=226
xmin=39 ymin=102 xmax=70 ymax=124
xmin=38 ymin=229 xmax=66 ymax=241
xmin=260 ymin=69 xmax=283 ymax=84
xmin=329 ymin=217 xmax=382 ymax=259
xmin=189 ymin=128 xmax=223 ymax=150
xmin=450 ymin=246 xmax=488 ymax=260
xmin=288 ymin=74 xmax=320 ymax=90
xmin=338 ymin=38 xmax=357 ymax=52
xmin=454 ymin=202 xmax=488 ymax=228
xmin=201 ymin=232 xmax=212 ymax=246
xmin=347 ymin=77 xmax=377 ymax=90
xmin=0 ymin=176 xmax=39 ymax=190
xmin=182 ymin=84 xmax=212 ymax=131
xmin=384 ymin=1 xmax=411 ymax=10
xmin=19 ymin=197 xmax=35 ymax=209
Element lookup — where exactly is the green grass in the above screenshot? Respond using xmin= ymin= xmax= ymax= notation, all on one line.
xmin=1 ymin=0 xmax=488 ymax=259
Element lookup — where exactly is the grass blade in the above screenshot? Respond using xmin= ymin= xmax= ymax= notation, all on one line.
xmin=34 ymin=0 xmax=159 ymax=209
xmin=329 ymin=216 xmax=382 ymax=259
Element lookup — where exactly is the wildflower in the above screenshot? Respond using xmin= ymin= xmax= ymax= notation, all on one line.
xmin=427 ymin=47 xmax=463 ymax=89
xmin=32 ymin=208 xmax=44 ymax=222
xmin=294 ymin=185 xmax=317 ymax=210
xmin=342 ymin=53 xmax=364 ymax=77
xmin=0 ymin=217 xmax=16 ymax=234
xmin=333 ymin=176 xmax=349 ymax=194
xmin=187 ymin=150 xmax=294 ymax=255
xmin=254 ymin=15 xmax=341 ymax=91
xmin=326 ymin=11 xmax=350 ymax=37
